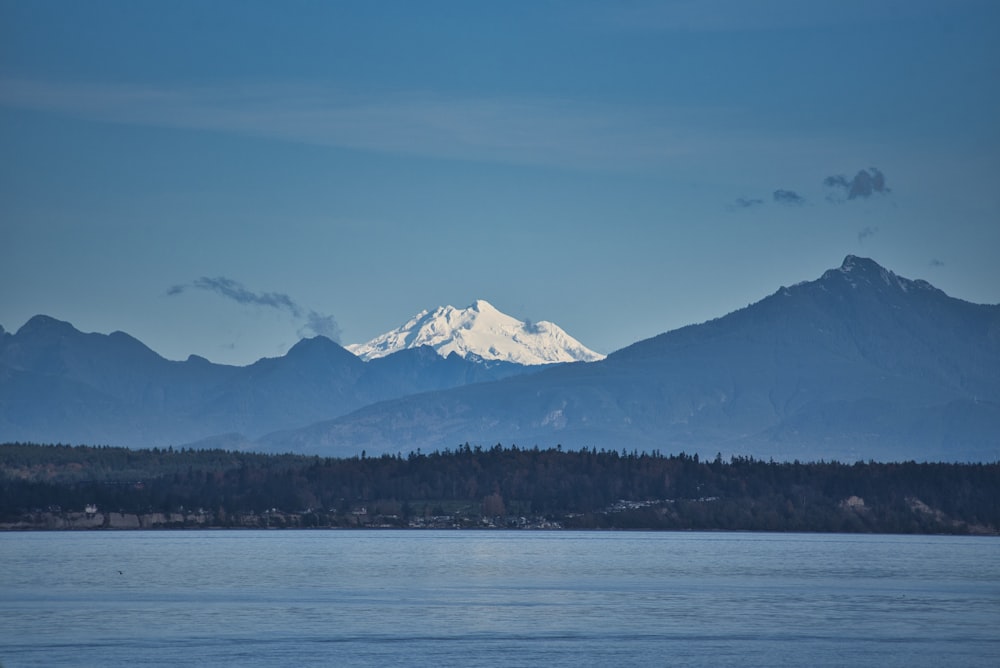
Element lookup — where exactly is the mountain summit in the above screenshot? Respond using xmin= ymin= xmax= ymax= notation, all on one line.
xmin=268 ymin=257 xmax=1000 ymax=463
xmin=347 ymin=299 xmax=605 ymax=365
xmin=822 ymin=254 xmax=941 ymax=294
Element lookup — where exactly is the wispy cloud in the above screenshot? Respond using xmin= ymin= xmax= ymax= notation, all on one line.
xmin=773 ymin=189 xmax=804 ymax=205
xmin=857 ymin=226 xmax=878 ymax=242
xmin=824 ymin=168 xmax=890 ymax=201
xmin=600 ymin=0 xmax=944 ymax=33
xmin=522 ymin=318 xmax=543 ymax=335
xmin=301 ymin=311 xmax=341 ymax=341
xmin=0 ymin=78 xmax=731 ymax=171
xmin=732 ymin=197 xmax=764 ymax=209
xmin=185 ymin=277 xmax=302 ymax=316
xmin=734 ymin=166 xmax=894 ymax=212
xmin=168 ymin=276 xmax=340 ymax=342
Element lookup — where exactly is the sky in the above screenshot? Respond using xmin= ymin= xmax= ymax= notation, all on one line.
xmin=2 ymin=0 xmax=998 ymax=365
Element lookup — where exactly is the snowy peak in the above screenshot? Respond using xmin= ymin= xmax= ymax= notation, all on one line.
xmin=347 ymin=299 xmax=606 ymax=365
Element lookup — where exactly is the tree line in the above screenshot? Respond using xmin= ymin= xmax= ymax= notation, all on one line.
xmin=2 ymin=442 xmax=998 ymax=533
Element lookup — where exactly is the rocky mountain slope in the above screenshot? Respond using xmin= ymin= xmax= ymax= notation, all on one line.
xmin=259 ymin=257 xmax=1000 ymax=463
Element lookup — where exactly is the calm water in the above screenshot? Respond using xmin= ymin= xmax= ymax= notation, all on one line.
xmin=1 ymin=531 xmax=997 ymax=667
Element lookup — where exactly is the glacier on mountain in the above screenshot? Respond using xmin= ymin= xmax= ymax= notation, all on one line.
xmin=347 ymin=299 xmax=605 ymax=366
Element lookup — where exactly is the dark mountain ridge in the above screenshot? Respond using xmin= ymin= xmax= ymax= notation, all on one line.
xmin=256 ymin=257 xmax=1000 ymax=462
xmin=0 ymin=318 xmax=539 ymax=448
xmin=3 ymin=256 xmax=997 ymax=461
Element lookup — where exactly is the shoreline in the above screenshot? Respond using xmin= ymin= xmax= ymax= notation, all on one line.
xmin=3 ymin=510 xmax=996 ymax=535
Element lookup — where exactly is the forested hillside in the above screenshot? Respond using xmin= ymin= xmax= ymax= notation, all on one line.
xmin=2 ymin=443 xmax=997 ymax=534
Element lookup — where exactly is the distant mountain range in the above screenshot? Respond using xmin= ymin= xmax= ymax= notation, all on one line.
xmin=3 ymin=256 xmax=998 ymax=462
xmin=347 ymin=299 xmax=605 ymax=365
xmin=0 ymin=317 xmax=539 ymax=448
xmin=261 ymin=256 xmax=1000 ymax=462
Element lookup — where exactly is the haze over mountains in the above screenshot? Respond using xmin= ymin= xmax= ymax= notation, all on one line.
xmin=2 ymin=256 xmax=998 ymax=462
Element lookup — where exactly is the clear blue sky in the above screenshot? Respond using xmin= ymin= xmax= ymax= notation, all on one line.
xmin=2 ymin=1 xmax=998 ymax=365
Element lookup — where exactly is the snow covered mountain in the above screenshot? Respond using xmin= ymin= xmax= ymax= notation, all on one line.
xmin=268 ymin=257 xmax=1000 ymax=463
xmin=346 ymin=299 xmax=605 ymax=366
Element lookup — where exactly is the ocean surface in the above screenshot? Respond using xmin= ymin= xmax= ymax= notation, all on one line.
xmin=1 ymin=530 xmax=998 ymax=667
